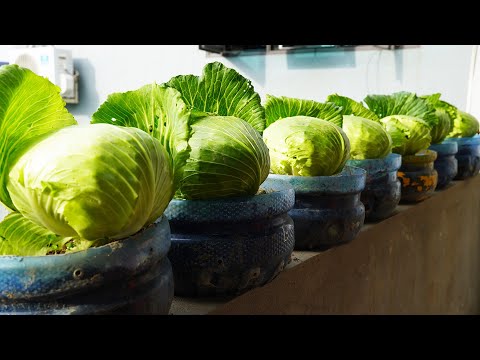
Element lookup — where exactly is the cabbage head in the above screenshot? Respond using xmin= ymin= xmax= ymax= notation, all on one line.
xmin=430 ymin=108 xmax=452 ymax=143
xmin=0 ymin=65 xmax=174 ymax=255
xmin=7 ymin=124 xmax=173 ymax=241
xmin=420 ymin=93 xmax=452 ymax=144
xmin=447 ymin=110 xmax=479 ymax=138
xmin=342 ymin=115 xmax=392 ymax=160
xmin=263 ymin=116 xmax=350 ymax=176
xmin=326 ymin=94 xmax=392 ymax=159
xmin=380 ymin=115 xmax=432 ymax=155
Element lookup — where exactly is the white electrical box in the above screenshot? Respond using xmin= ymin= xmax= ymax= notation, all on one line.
xmin=8 ymin=46 xmax=79 ymax=103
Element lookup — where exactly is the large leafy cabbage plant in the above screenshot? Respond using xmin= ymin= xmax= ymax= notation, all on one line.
xmin=262 ymin=95 xmax=350 ymax=176
xmin=0 ymin=65 xmax=175 ymax=255
xmin=92 ymin=62 xmax=270 ymax=200
xmin=326 ymin=94 xmax=392 ymax=160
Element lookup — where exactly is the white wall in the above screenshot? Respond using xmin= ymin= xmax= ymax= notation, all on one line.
xmin=214 ymin=45 xmax=472 ymax=110
xmin=466 ymin=45 xmax=480 ymax=118
xmin=0 ymin=45 xmax=473 ymax=125
xmin=0 ymin=204 xmax=8 ymax=221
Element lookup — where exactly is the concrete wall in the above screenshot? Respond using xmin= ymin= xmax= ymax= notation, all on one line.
xmin=210 ymin=177 xmax=480 ymax=314
xmin=0 ymin=45 xmax=474 ymax=125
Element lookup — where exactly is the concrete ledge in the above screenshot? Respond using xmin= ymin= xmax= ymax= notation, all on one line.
xmin=170 ymin=176 xmax=480 ymax=315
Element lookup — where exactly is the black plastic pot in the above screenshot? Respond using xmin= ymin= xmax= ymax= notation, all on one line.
xmin=165 ymin=178 xmax=295 ymax=297
xmin=0 ymin=216 xmax=173 ymax=315
xmin=347 ymin=153 xmax=402 ymax=222
xmin=269 ymin=165 xmax=366 ymax=251
xmin=428 ymin=141 xmax=458 ymax=189
xmin=397 ymin=150 xmax=438 ymax=203
xmin=444 ymin=135 xmax=480 ymax=180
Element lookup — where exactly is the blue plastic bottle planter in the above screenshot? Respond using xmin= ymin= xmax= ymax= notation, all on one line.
xmin=269 ymin=166 xmax=366 ymax=251
xmin=397 ymin=150 xmax=438 ymax=203
xmin=428 ymin=141 xmax=458 ymax=189
xmin=347 ymin=153 xmax=401 ymax=222
xmin=444 ymin=135 xmax=480 ymax=180
xmin=165 ymin=178 xmax=295 ymax=297
xmin=0 ymin=216 xmax=173 ymax=315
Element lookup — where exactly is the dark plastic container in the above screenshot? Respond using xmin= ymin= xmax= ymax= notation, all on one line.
xmin=0 ymin=216 xmax=173 ymax=315
xmin=397 ymin=150 xmax=438 ymax=203
xmin=429 ymin=141 xmax=458 ymax=189
xmin=444 ymin=135 xmax=480 ymax=180
xmin=165 ymin=178 xmax=295 ymax=297
xmin=269 ymin=165 xmax=366 ymax=251
xmin=347 ymin=153 xmax=402 ymax=222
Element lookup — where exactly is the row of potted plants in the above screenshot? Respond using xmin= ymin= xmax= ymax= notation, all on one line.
xmin=0 ymin=62 xmax=478 ymax=314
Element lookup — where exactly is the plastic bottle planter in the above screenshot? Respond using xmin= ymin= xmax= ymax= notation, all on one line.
xmin=397 ymin=150 xmax=438 ymax=203
xmin=428 ymin=141 xmax=458 ymax=189
xmin=0 ymin=216 xmax=173 ymax=315
xmin=269 ymin=166 xmax=366 ymax=251
xmin=444 ymin=135 xmax=480 ymax=180
xmin=347 ymin=153 xmax=402 ymax=222
xmin=165 ymin=178 xmax=295 ymax=297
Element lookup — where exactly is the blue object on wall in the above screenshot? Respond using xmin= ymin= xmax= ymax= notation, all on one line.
xmin=0 ymin=62 xmax=8 ymax=67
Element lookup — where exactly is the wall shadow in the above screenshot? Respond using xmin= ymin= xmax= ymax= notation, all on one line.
xmin=225 ymin=54 xmax=266 ymax=86
xmin=286 ymin=48 xmax=356 ymax=69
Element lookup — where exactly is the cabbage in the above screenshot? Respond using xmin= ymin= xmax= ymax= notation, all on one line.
xmin=263 ymin=116 xmax=350 ymax=176
xmin=93 ymin=62 xmax=270 ymax=200
xmin=0 ymin=65 xmax=175 ymax=255
xmin=8 ymin=124 xmax=173 ymax=241
xmin=176 ymin=116 xmax=269 ymax=199
xmin=0 ymin=65 xmax=77 ymax=210
xmin=421 ymin=93 xmax=452 ymax=144
xmin=166 ymin=63 xmax=269 ymax=199
xmin=380 ymin=115 xmax=432 ymax=155
xmin=342 ymin=115 xmax=392 ymax=160
xmin=326 ymin=94 xmax=392 ymax=159
xmin=364 ymin=91 xmax=438 ymax=129
xmin=363 ymin=92 xmax=437 ymax=155
xmin=422 ymin=94 xmax=479 ymax=138
xmin=447 ymin=110 xmax=479 ymax=138
xmin=263 ymin=95 xmax=349 ymax=176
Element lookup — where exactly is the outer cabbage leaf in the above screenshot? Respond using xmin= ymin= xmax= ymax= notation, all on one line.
xmin=166 ymin=61 xmax=266 ymax=132
xmin=0 ymin=212 xmax=91 ymax=256
xmin=380 ymin=115 xmax=432 ymax=155
xmin=0 ymin=64 xmax=77 ymax=210
xmin=436 ymin=99 xmax=460 ymax=123
xmin=327 ymin=94 xmax=380 ymax=122
xmin=422 ymin=93 xmax=442 ymax=107
xmin=365 ymin=91 xmax=438 ymax=129
xmin=264 ymin=94 xmax=343 ymax=127
xmin=91 ymin=84 xmax=190 ymax=188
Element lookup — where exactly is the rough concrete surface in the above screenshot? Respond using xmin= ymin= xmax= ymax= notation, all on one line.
xmin=204 ymin=177 xmax=480 ymax=314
